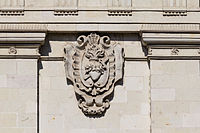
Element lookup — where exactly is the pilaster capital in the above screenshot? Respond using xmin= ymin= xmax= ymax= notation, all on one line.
xmin=0 ymin=25 xmax=47 ymax=58
xmin=141 ymin=32 xmax=200 ymax=59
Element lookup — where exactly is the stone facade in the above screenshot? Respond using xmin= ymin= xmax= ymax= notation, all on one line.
xmin=0 ymin=0 xmax=200 ymax=133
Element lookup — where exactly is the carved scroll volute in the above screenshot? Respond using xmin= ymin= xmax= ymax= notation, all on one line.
xmin=64 ymin=33 xmax=124 ymax=116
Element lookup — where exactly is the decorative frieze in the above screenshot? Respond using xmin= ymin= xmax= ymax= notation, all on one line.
xmin=146 ymin=48 xmax=200 ymax=57
xmin=64 ymin=33 xmax=124 ymax=115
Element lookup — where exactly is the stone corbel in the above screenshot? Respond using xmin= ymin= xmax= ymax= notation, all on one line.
xmin=141 ymin=33 xmax=200 ymax=59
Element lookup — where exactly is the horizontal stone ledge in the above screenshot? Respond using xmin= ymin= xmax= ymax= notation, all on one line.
xmin=141 ymin=24 xmax=200 ymax=32
xmin=0 ymin=55 xmax=40 ymax=59
xmin=1 ymin=55 xmax=199 ymax=60
xmin=142 ymin=33 xmax=200 ymax=46
xmin=143 ymin=38 xmax=200 ymax=45
xmin=0 ymin=24 xmax=199 ymax=33
xmin=0 ymin=32 xmax=46 ymax=48
xmin=125 ymin=57 xmax=148 ymax=61
xmin=0 ymin=33 xmax=46 ymax=38
xmin=5 ymin=7 xmax=198 ymax=12
xmin=40 ymin=56 xmax=64 ymax=61
xmin=0 ymin=38 xmax=45 ymax=43
xmin=40 ymin=56 xmax=148 ymax=61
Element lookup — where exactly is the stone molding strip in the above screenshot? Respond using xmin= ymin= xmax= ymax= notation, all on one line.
xmin=0 ymin=24 xmax=48 ymax=32
xmin=0 ymin=24 xmax=198 ymax=33
xmin=39 ymin=56 xmax=148 ymax=61
xmin=141 ymin=24 xmax=200 ymax=32
xmin=0 ymin=55 xmax=41 ymax=59
xmin=142 ymin=33 xmax=200 ymax=46
xmin=142 ymin=33 xmax=200 ymax=47
xmin=0 ymin=33 xmax=46 ymax=45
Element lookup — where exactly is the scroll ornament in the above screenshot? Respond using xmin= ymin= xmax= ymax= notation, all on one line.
xmin=64 ymin=33 xmax=124 ymax=115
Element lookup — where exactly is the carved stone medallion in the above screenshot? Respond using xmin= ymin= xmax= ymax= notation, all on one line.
xmin=8 ymin=47 xmax=17 ymax=54
xmin=171 ymin=48 xmax=179 ymax=55
xmin=64 ymin=33 xmax=124 ymax=115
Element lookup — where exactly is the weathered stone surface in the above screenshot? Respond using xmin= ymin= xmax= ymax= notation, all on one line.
xmin=1 ymin=0 xmax=200 ymax=133
xmin=40 ymin=56 xmax=150 ymax=133
xmin=151 ymin=60 xmax=200 ymax=133
xmin=0 ymin=113 xmax=17 ymax=127
xmin=0 ymin=59 xmax=37 ymax=132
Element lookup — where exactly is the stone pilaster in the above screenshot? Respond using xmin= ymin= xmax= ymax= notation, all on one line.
xmin=141 ymin=28 xmax=200 ymax=133
xmin=0 ymin=25 xmax=46 ymax=133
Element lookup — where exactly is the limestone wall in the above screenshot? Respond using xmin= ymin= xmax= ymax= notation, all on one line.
xmin=0 ymin=59 xmax=37 ymax=133
xmin=0 ymin=0 xmax=199 ymax=133
xmin=151 ymin=60 xmax=200 ymax=133
xmin=0 ymin=30 xmax=199 ymax=133
xmin=38 ymin=33 xmax=150 ymax=133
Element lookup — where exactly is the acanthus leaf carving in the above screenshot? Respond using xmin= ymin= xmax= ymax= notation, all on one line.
xmin=64 ymin=33 xmax=124 ymax=116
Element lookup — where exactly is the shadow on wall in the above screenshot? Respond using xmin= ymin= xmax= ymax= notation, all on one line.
xmin=40 ymin=33 xmax=77 ymax=56
xmin=39 ymin=34 xmax=52 ymax=56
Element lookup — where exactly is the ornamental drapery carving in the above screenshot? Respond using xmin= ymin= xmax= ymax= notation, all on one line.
xmin=64 ymin=33 xmax=124 ymax=115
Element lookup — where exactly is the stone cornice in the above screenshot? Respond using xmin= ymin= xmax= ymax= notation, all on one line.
xmin=0 ymin=32 xmax=46 ymax=47
xmin=142 ymin=33 xmax=200 ymax=46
